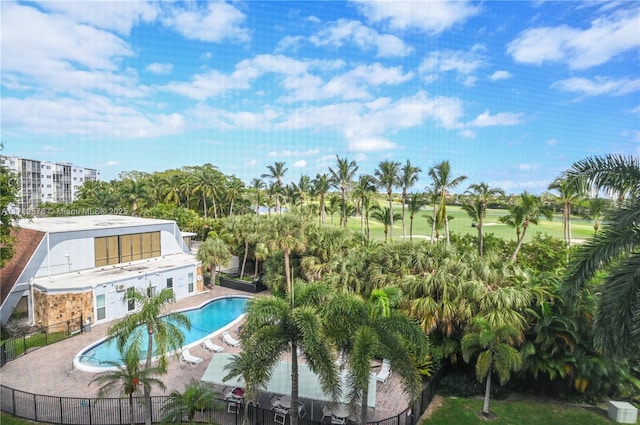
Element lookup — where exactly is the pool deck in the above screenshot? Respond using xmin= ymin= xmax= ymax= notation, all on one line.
xmin=1 ymin=286 xmax=411 ymax=421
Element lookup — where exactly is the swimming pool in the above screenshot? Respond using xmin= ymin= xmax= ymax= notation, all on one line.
xmin=74 ymin=296 xmax=249 ymax=371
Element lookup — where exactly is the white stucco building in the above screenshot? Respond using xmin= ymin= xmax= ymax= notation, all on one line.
xmin=0 ymin=215 xmax=203 ymax=327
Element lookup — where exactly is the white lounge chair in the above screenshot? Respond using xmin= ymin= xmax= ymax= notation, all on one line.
xmin=202 ymin=339 xmax=224 ymax=353
xmin=179 ymin=349 xmax=203 ymax=367
xmin=376 ymin=359 xmax=391 ymax=383
xmin=222 ymin=331 xmax=241 ymax=347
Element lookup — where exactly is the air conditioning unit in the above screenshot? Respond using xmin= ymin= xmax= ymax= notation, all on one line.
xmin=115 ymin=284 xmax=126 ymax=292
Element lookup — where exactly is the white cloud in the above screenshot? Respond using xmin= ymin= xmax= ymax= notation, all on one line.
xmin=489 ymin=70 xmax=512 ymax=81
xmin=101 ymin=160 xmax=120 ymax=168
xmin=507 ymin=7 xmax=640 ymax=69
xmin=551 ymin=77 xmax=640 ymax=97
xmin=310 ymin=19 xmax=413 ymax=57
xmin=2 ymin=96 xmax=185 ymax=138
xmin=34 ymin=0 xmax=158 ymax=35
xmin=545 ymin=138 xmax=558 ymax=146
xmin=419 ymin=49 xmax=485 ymax=75
xmin=1 ymin=3 xmax=146 ymax=97
xmin=293 ymin=160 xmax=308 ymax=168
xmin=490 ymin=179 xmax=550 ymax=193
xmin=146 ymin=63 xmax=173 ymax=75
xmin=348 ymin=137 xmax=399 ymax=152
xmin=353 ymin=0 xmax=481 ymax=35
xmin=467 ymin=110 xmax=526 ymax=127
xmin=162 ymin=2 xmax=249 ymax=43
xmin=268 ymin=149 xmax=321 ymax=157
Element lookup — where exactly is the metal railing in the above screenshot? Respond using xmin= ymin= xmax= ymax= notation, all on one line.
xmin=1 ymin=368 xmax=443 ymax=425
xmin=0 ymin=315 xmax=84 ymax=367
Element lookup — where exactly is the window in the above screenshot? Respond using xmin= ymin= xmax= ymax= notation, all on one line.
xmin=188 ymin=273 xmax=194 ymax=293
xmin=95 ymin=232 xmax=161 ymax=267
xmin=166 ymin=278 xmax=173 ymax=294
xmin=96 ymin=294 xmax=106 ymax=321
xmin=127 ymin=287 xmax=136 ymax=311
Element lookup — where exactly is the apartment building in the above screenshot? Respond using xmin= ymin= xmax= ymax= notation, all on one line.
xmin=0 ymin=156 xmax=101 ymax=214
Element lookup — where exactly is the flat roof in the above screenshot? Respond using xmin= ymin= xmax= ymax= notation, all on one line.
xmin=32 ymin=253 xmax=199 ymax=291
xmin=18 ymin=215 xmax=176 ymax=233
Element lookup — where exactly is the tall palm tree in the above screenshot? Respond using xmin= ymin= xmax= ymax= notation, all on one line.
xmin=225 ymin=283 xmax=340 ymax=425
xmin=89 ymin=344 xmax=167 ymax=425
xmin=160 ymin=380 xmax=220 ymax=425
xmin=225 ymin=177 xmax=245 ymax=216
xmin=193 ymin=164 xmax=220 ymax=219
xmin=463 ymin=183 xmax=505 ymax=255
xmin=352 ymin=175 xmax=377 ymax=236
xmin=323 ymin=288 xmax=428 ymax=425
xmin=500 ymin=192 xmax=553 ymax=262
xmin=268 ymin=214 xmax=308 ymax=297
xmin=250 ymin=178 xmax=266 ymax=215
xmin=108 ymin=285 xmax=190 ymax=425
xmin=406 ymin=192 xmax=426 ymax=241
xmin=329 ymin=155 xmax=359 ymax=227
xmin=262 ymin=161 xmax=288 ymax=214
xmin=461 ymin=318 xmax=522 ymax=417
xmin=293 ymin=174 xmax=311 ymax=209
xmin=197 ymin=235 xmax=232 ymax=286
xmin=548 ymin=176 xmax=586 ymax=247
xmin=312 ymin=173 xmax=331 ymax=225
xmin=400 ymin=160 xmax=422 ymax=239
xmin=428 ymin=161 xmax=467 ymax=246
xmin=563 ymin=154 xmax=640 ymax=355
xmin=374 ymin=160 xmax=401 ymax=240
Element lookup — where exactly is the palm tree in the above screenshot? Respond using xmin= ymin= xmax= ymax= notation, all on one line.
xmin=374 ymin=160 xmax=401 ymax=240
xmin=262 ymin=161 xmax=288 ymax=214
xmin=463 ymin=183 xmax=505 ymax=255
xmin=370 ymin=206 xmax=401 ymax=242
xmin=250 ymin=178 xmax=266 ymax=215
xmin=323 ymin=288 xmax=428 ymax=425
xmin=89 ymin=344 xmax=166 ymax=425
xmin=581 ymin=196 xmax=607 ymax=235
xmin=225 ymin=283 xmax=340 ymax=425
xmin=548 ymin=176 xmax=586 ymax=246
xmin=406 ymin=192 xmax=426 ymax=241
xmin=160 ymin=380 xmax=220 ymax=425
xmin=428 ymin=161 xmax=467 ymax=246
xmin=193 ymin=164 xmax=220 ymax=219
xmin=329 ymin=155 xmax=359 ymax=227
xmin=461 ymin=318 xmax=522 ymax=417
xmin=563 ymin=154 xmax=640 ymax=355
xmin=197 ymin=235 xmax=232 ymax=286
xmin=120 ymin=178 xmax=151 ymax=216
xmin=108 ymin=285 xmax=190 ymax=425
xmin=400 ymin=160 xmax=422 ymax=239
xmin=500 ymin=192 xmax=553 ymax=262
xmin=352 ymin=175 xmax=377 ymax=236
xmin=268 ymin=214 xmax=308 ymax=297
xmin=226 ymin=177 xmax=245 ymax=216
xmin=312 ymin=173 xmax=331 ymax=225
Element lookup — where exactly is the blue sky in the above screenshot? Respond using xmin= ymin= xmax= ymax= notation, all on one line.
xmin=2 ymin=0 xmax=638 ymax=194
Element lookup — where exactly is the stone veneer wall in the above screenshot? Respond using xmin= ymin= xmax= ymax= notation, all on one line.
xmin=196 ymin=265 xmax=204 ymax=292
xmin=33 ymin=289 xmax=94 ymax=327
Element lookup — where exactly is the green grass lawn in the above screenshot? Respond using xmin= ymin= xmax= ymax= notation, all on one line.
xmin=338 ymin=205 xmax=596 ymax=243
xmin=424 ymin=396 xmax=639 ymax=425
xmin=0 ymin=413 xmax=45 ymax=425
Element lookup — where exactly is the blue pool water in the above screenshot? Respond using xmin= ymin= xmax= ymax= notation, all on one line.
xmin=78 ymin=297 xmax=248 ymax=368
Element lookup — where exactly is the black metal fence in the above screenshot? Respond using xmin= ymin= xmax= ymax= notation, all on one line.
xmin=1 ymin=368 xmax=443 ymax=425
xmin=0 ymin=315 xmax=84 ymax=367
